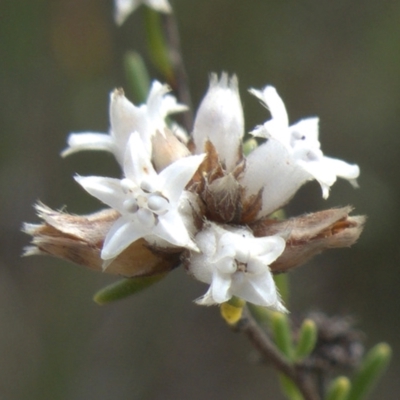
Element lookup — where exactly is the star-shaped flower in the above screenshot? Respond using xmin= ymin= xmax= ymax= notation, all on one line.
xmin=250 ymin=86 xmax=360 ymax=198
xmin=75 ymin=132 xmax=204 ymax=264
xmin=188 ymin=223 xmax=287 ymax=311
xmin=240 ymin=86 xmax=360 ymax=217
xmin=62 ymin=82 xmax=187 ymax=165
xmin=114 ymin=0 xmax=172 ymax=26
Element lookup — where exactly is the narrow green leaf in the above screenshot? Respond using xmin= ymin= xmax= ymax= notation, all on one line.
xmin=347 ymin=343 xmax=392 ymax=400
xmin=294 ymin=319 xmax=317 ymax=361
xmin=123 ymin=51 xmax=150 ymax=103
xmin=272 ymin=312 xmax=294 ymax=360
xmin=143 ymin=8 xmax=173 ymax=82
xmin=93 ymin=274 xmax=166 ymax=305
xmin=247 ymin=303 xmax=272 ymax=327
xmin=325 ymin=377 xmax=351 ymax=400
xmin=279 ymin=374 xmax=304 ymax=400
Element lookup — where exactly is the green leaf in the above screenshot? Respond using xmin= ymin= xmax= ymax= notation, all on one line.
xmin=271 ymin=311 xmax=294 ymax=360
xmin=143 ymin=8 xmax=173 ymax=82
xmin=279 ymin=374 xmax=304 ymax=400
xmin=347 ymin=342 xmax=392 ymax=400
xmin=124 ymin=51 xmax=150 ymax=103
xmin=93 ymin=274 xmax=166 ymax=305
xmin=294 ymin=319 xmax=317 ymax=361
xmin=325 ymin=377 xmax=351 ymax=400
xmin=246 ymin=303 xmax=272 ymax=327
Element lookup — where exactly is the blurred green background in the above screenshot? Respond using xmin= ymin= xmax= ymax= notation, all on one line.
xmin=1 ymin=0 xmax=399 ymax=399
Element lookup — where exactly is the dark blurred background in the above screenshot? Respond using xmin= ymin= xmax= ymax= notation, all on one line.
xmin=1 ymin=0 xmax=399 ymax=399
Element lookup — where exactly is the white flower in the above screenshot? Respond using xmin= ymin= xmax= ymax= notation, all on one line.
xmin=248 ymin=86 xmax=360 ymax=199
xmin=192 ymin=73 xmax=244 ymax=172
xmin=75 ymin=133 xmax=205 ymax=263
xmin=62 ymin=82 xmax=187 ymax=165
xmin=114 ymin=0 xmax=172 ymax=26
xmin=240 ymin=86 xmax=360 ymax=217
xmin=189 ymin=223 xmax=287 ymax=311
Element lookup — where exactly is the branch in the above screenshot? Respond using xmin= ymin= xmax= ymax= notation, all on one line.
xmin=235 ymin=308 xmax=320 ymax=400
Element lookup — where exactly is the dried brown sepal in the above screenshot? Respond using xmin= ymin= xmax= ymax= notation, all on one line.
xmin=188 ymin=140 xmax=225 ymax=194
xmin=250 ymin=206 xmax=365 ymax=273
xmin=239 ymin=186 xmax=264 ymax=224
xmin=203 ymin=174 xmax=241 ymax=223
xmin=23 ymin=204 xmax=181 ymax=277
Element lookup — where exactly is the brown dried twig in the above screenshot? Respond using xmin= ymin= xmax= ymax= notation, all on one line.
xmin=235 ymin=308 xmax=320 ymax=400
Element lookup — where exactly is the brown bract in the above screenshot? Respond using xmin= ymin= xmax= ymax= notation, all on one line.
xmin=23 ymin=204 xmax=181 ymax=277
xmin=250 ymin=206 xmax=365 ymax=273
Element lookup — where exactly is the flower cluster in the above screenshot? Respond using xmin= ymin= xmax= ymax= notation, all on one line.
xmin=24 ymin=74 xmax=364 ymax=311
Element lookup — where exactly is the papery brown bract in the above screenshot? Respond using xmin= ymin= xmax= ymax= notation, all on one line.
xmin=23 ymin=204 xmax=364 ymax=279
xmin=250 ymin=207 xmax=365 ymax=273
xmin=23 ymin=204 xmax=181 ymax=277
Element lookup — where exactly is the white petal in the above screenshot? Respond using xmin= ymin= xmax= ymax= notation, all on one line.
xmin=251 ymin=119 xmax=287 ymax=143
xmin=321 ymin=157 xmax=360 ymax=184
xmin=158 ymin=154 xmax=205 ymax=203
xmin=195 ymin=287 xmax=217 ymax=306
xmin=289 ymin=117 xmax=320 ymax=143
xmin=246 ymin=258 xmax=267 ymax=275
xmin=114 ymin=0 xmax=139 ymax=25
xmin=152 ymin=210 xmax=185 ymax=241
xmin=214 ymin=258 xmax=237 ymax=274
xmin=249 ymin=86 xmax=289 ymax=132
xmin=241 ymin=139 xmax=311 ymax=217
xmin=250 ymin=236 xmax=286 ymax=264
xmin=192 ymin=73 xmax=244 ymax=171
xmin=245 ymin=274 xmax=286 ymax=311
xmin=146 ymin=81 xmax=187 ymax=119
xmin=110 ymin=89 xmax=148 ymax=161
xmin=114 ymin=0 xmax=171 ymax=26
xmin=145 ymin=0 xmax=172 ymax=13
xmin=124 ymin=133 xmax=158 ymax=184
xmin=101 ymin=217 xmax=146 ymax=260
xmin=213 ymin=242 xmax=237 ymax=264
xmin=297 ymin=159 xmax=337 ymax=199
xmin=74 ymin=175 xmax=125 ymax=211
xmin=61 ymin=133 xmax=115 ymax=157
xmin=232 ymin=271 xmax=286 ymax=311
xmin=210 ymin=272 xmax=232 ymax=303
xmin=153 ymin=210 xmax=197 ymax=250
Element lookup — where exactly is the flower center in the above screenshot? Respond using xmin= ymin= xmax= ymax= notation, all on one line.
xmin=290 ymin=132 xmax=323 ymax=162
xmin=120 ymin=178 xmax=170 ymax=224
